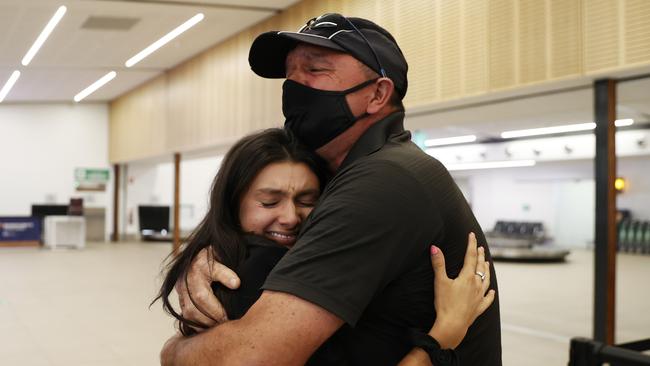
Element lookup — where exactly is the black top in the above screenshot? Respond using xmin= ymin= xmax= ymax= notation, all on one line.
xmin=263 ymin=112 xmax=502 ymax=366
xmin=213 ymin=235 xmax=347 ymax=366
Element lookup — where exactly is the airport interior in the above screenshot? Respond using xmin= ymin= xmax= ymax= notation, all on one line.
xmin=1 ymin=0 xmax=649 ymax=365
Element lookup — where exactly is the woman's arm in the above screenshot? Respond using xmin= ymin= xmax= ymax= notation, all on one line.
xmin=398 ymin=233 xmax=495 ymax=366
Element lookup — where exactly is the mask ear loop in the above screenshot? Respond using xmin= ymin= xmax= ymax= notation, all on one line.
xmin=343 ymin=16 xmax=387 ymax=78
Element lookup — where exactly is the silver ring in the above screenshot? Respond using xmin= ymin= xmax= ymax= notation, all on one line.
xmin=475 ymin=271 xmax=486 ymax=281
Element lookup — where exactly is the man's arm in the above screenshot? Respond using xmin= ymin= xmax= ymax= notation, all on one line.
xmin=161 ymin=290 xmax=344 ymax=366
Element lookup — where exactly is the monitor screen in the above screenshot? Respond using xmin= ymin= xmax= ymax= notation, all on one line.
xmin=138 ymin=205 xmax=170 ymax=233
xmin=31 ymin=204 xmax=69 ymax=217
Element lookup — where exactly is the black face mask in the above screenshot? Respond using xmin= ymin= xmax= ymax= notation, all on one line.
xmin=282 ymin=78 xmax=378 ymax=150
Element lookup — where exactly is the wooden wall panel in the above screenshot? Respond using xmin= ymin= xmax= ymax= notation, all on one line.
xmin=549 ymin=0 xmax=582 ymax=79
xmin=489 ymin=0 xmax=517 ymax=90
xmin=518 ymin=0 xmax=547 ymax=84
xmin=109 ymin=0 xmax=650 ymax=163
xmin=397 ymin=0 xmax=436 ymax=107
xmin=584 ymin=0 xmax=620 ymax=73
xmin=462 ymin=0 xmax=489 ymax=96
xmin=376 ymin=0 xmax=397 ymax=37
xmin=439 ymin=0 xmax=462 ymax=100
xmin=624 ymin=0 xmax=650 ymax=66
xmin=109 ymin=75 xmax=167 ymax=162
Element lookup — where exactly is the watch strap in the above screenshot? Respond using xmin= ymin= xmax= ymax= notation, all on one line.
xmin=407 ymin=328 xmax=459 ymax=366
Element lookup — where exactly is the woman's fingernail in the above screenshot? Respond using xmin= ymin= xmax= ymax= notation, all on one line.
xmin=431 ymin=245 xmax=439 ymax=255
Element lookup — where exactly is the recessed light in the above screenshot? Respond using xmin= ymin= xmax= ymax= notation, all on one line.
xmin=0 ymin=71 xmax=21 ymax=103
xmin=501 ymin=119 xmax=634 ymax=139
xmin=74 ymin=71 xmax=117 ymax=102
xmin=614 ymin=119 xmax=634 ymax=127
xmin=22 ymin=6 xmax=67 ymax=66
xmin=424 ymin=135 xmax=477 ymax=147
xmin=125 ymin=13 xmax=204 ymax=68
xmin=444 ymin=160 xmax=537 ymax=171
xmin=501 ymin=123 xmax=596 ymax=139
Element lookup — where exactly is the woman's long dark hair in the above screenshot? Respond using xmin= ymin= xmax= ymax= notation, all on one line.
xmin=154 ymin=128 xmax=329 ymax=335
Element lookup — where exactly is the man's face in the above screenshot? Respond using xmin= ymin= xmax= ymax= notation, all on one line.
xmin=285 ymin=43 xmax=375 ymax=118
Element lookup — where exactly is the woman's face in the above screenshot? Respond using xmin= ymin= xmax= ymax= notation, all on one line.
xmin=239 ymin=161 xmax=320 ymax=247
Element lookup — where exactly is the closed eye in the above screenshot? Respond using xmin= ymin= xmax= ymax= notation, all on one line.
xmin=296 ymin=200 xmax=316 ymax=207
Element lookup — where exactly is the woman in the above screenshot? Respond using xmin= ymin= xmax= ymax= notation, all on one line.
xmin=155 ymin=128 xmax=493 ymax=365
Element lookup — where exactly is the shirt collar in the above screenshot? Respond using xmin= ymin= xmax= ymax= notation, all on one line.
xmin=339 ymin=111 xmax=406 ymax=171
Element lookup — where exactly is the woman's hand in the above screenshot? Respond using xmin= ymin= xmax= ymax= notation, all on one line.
xmin=428 ymin=232 xmax=495 ymax=349
xmin=175 ymin=247 xmax=241 ymax=329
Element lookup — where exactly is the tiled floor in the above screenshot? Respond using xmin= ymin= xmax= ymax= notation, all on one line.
xmin=1 ymin=242 xmax=648 ymax=366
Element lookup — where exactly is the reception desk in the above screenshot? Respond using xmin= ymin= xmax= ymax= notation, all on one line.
xmin=0 ymin=216 xmax=42 ymax=247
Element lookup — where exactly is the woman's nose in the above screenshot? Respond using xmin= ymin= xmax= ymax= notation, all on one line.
xmin=278 ymin=202 xmax=300 ymax=227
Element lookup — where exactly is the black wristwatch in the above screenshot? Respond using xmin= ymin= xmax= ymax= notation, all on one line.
xmin=407 ymin=328 xmax=458 ymax=366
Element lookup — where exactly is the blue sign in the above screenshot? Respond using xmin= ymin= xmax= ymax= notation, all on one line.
xmin=0 ymin=217 xmax=42 ymax=242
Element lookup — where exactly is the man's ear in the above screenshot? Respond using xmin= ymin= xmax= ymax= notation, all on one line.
xmin=366 ymin=78 xmax=395 ymax=114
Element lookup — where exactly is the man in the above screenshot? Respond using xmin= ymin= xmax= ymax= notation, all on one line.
xmin=162 ymin=13 xmax=501 ymax=365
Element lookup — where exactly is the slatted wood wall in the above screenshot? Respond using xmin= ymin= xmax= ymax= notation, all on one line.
xmin=109 ymin=0 xmax=650 ymax=163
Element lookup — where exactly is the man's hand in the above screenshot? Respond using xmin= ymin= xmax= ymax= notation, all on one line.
xmin=428 ymin=232 xmax=495 ymax=349
xmin=176 ymin=247 xmax=241 ymax=328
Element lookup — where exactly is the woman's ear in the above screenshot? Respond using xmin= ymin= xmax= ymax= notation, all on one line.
xmin=366 ymin=78 xmax=395 ymax=114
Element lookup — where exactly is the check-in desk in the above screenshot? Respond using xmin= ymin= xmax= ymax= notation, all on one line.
xmin=0 ymin=216 xmax=42 ymax=247
xmin=44 ymin=216 xmax=86 ymax=249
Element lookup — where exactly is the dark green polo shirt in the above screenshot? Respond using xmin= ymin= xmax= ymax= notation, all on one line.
xmin=263 ymin=111 xmax=502 ymax=366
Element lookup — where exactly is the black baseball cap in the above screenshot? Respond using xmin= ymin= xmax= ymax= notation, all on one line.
xmin=248 ymin=13 xmax=409 ymax=99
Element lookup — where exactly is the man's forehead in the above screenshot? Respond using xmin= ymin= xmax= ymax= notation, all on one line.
xmin=287 ymin=43 xmax=351 ymax=62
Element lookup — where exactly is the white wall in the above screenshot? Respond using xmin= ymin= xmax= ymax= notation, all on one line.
xmin=124 ymin=155 xmax=223 ymax=235
xmin=453 ymin=157 xmax=649 ymax=249
xmin=0 ymin=103 xmax=112 ymax=238
xmin=617 ymin=156 xmax=650 ymax=219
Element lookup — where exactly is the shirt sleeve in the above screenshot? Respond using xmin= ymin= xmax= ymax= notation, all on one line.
xmin=262 ymin=159 xmax=443 ymax=325
xmin=217 ymin=244 xmax=288 ymax=320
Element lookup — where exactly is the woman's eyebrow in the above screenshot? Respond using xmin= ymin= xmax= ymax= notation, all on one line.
xmin=256 ymin=188 xmax=284 ymax=194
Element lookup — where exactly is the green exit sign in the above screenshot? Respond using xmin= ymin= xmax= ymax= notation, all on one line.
xmin=75 ymin=168 xmax=110 ymax=191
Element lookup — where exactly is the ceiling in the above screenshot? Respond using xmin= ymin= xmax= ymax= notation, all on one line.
xmin=1 ymin=0 xmax=648 ymax=139
xmin=0 ymin=0 xmax=300 ymax=103
xmin=406 ymin=76 xmax=650 ymax=140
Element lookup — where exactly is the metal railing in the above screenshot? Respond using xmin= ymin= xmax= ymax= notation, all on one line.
xmin=569 ymin=337 xmax=650 ymax=366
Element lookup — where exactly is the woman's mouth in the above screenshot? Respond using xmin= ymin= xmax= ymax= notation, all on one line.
xmin=266 ymin=231 xmax=297 ymax=246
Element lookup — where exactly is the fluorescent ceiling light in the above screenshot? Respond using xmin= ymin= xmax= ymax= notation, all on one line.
xmin=0 ymin=71 xmax=21 ymax=103
xmin=425 ymin=135 xmax=477 ymax=147
xmin=501 ymin=119 xmax=634 ymax=139
xmin=74 ymin=71 xmax=117 ymax=102
xmin=501 ymin=123 xmax=596 ymax=139
xmin=125 ymin=13 xmax=204 ymax=67
xmin=445 ymin=160 xmax=537 ymax=171
xmin=21 ymin=5 xmax=67 ymax=66
xmin=615 ymin=118 xmax=634 ymax=127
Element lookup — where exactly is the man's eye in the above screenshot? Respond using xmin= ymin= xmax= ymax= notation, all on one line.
xmin=261 ymin=202 xmax=279 ymax=208
xmin=297 ymin=200 xmax=316 ymax=207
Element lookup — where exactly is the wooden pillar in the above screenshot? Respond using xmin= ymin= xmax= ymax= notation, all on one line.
xmin=173 ymin=153 xmax=181 ymax=255
xmin=593 ymin=79 xmax=617 ymax=345
xmin=111 ymin=164 xmax=120 ymax=242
